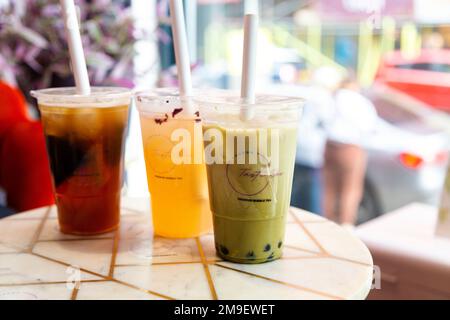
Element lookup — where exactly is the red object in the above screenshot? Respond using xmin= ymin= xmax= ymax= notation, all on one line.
xmin=376 ymin=49 xmax=450 ymax=111
xmin=0 ymin=81 xmax=54 ymax=211
xmin=0 ymin=82 xmax=28 ymax=142
xmin=398 ymin=152 xmax=424 ymax=169
xmin=0 ymin=121 xmax=54 ymax=211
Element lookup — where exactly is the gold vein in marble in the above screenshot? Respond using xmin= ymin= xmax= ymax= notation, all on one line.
xmin=291 ymin=212 xmax=327 ymax=254
xmin=71 ymin=287 xmax=79 ymax=300
xmin=284 ymin=244 xmax=323 ymax=255
xmin=289 ymin=212 xmax=372 ymax=267
xmin=150 ymin=260 xmax=201 ymax=265
xmin=30 ymin=252 xmax=108 ymax=279
xmin=0 ymin=244 xmax=23 ymax=254
xmin=0 ymin=280 xmax=105 ymax=287
xmin=27 ymin=207 xmax=51 ymax=253
xmin=111 ymin=278 xmax=175 ymax=300
xmin=0 ymin=240 xmax=27 ymax=253
xmin=3 ymin=207 xmax=175 ymax=300
xmin=196 ymin=237 xmax=218 ymax=300
xmin=114 ymin=259 xmax=223 ymax=267
xmin=30 ymin=247 xmax=175 ymax=300
xmin=214 ymin=263 xmax=343 ymax=300
xmin=327 ymin=255 xmax=373 ymax=267
xmin=285 ymin=233 xmax=372 ymax=266
xmin=289 ymin=208 xmax=326 ymax=223
xmin=109 ymin=230 xmax=120 ymax=277
xmin=281 ymin=255 xmax=329 ymax=260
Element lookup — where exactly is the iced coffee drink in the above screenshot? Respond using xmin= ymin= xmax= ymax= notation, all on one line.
xmin=32 ymin=87 xmax=131 ymax=235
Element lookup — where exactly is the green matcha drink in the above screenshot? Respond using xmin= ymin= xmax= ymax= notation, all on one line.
xmin=197 ymin=94 xmax=302 ymax=263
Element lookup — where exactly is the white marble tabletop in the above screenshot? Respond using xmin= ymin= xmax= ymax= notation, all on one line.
xmin=0 ymin=197 xmax=373 ymax=300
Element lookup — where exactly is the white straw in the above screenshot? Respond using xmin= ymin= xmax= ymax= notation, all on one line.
xmin=60 ymin=0 xmax=91 ymax=95
xmin=240 ymin=14 xmax=258 ymax=121
xmin=169 ymin=0 xmax=194 ymax=114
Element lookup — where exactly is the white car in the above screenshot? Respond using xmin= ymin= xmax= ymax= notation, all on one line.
xmin=266 ymin=83 xmax=449 ymax=223
xmin=359 ymin=85 xmax=449 ymax=222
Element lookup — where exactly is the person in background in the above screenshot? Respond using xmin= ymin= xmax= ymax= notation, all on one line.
xmin=323 ymin=77 xmax=378 ymax=228
xmin=291 ymin=67 xmax=341 ymax=214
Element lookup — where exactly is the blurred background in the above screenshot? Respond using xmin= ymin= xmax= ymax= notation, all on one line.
xmin=1 ymin=0 xmax=449 ymax=225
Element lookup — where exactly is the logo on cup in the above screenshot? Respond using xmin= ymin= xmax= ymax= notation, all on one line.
xmin=145 ymin=135 xmax=176 ymax=174
xmin=226 ymin=152 xmax=274 ymax=196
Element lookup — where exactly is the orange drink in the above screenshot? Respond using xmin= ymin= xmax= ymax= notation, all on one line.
xmin=136 ymin=90 xmax=212 ymax=238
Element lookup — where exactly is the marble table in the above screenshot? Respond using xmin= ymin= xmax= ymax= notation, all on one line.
xmin=0 ymin=197 xmax=373 ymax=300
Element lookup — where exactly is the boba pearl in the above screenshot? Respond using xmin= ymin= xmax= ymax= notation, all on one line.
xmin=219 ymin=245 xmax=229 ymax=255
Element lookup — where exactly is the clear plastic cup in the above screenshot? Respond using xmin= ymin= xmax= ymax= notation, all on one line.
xmin=196 ymin=93 xmax=303 ymax=263
xmin=31 ymin=87 xmax=132 ymax=235
xmin=135 ymin=88 xmax=212 ymax=238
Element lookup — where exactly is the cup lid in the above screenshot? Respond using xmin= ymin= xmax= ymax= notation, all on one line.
xmin=194 ymin=90 xmax=304 ymax=112
xmin=31 ymin=87 xmax=132 ymax=107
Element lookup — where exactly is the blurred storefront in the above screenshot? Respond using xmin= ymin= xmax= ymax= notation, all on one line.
xmin=190 ymin=0 xmax=450 ymax=88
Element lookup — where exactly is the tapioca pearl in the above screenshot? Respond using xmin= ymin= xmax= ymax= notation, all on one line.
xmin=278 ymin=241 xmax=282 ymax=248
xmin=264 ymin=244 xmax=271 ymax=252
xmin=246 ymin=251 xmax=255 ymax=258
xmin=267 ymin=252 xmax=275 ymax=260
xmin=219 ymin=245 xmax=229 ymax=255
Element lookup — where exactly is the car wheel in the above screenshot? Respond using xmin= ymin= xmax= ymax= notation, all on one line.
xmin=357 ymin=180 xmax=382 ymax=225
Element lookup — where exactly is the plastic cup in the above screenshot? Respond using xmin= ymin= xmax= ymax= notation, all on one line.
xmin=196 ymin=93 xmax=303 ymax=263
xmin=136 ymin=89 xmax=212 ymax=238
xmin=31 ymin=87 xmax=132 ymax=235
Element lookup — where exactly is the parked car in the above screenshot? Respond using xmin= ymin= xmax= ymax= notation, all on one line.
xmin=264 ymin=83 xmax=449 ymax=223
xmin=358 ymin=84 xmax=449 ymax=223
xmin=376 ymin=49 xmax=450 ymax=112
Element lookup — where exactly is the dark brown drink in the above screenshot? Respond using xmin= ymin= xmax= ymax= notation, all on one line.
xmin=32 ymin=87 xmax=131 ymax=235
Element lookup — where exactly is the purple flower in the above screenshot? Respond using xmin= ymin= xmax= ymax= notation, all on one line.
xmin=0 ymin=0 xmax=142 ymax=100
